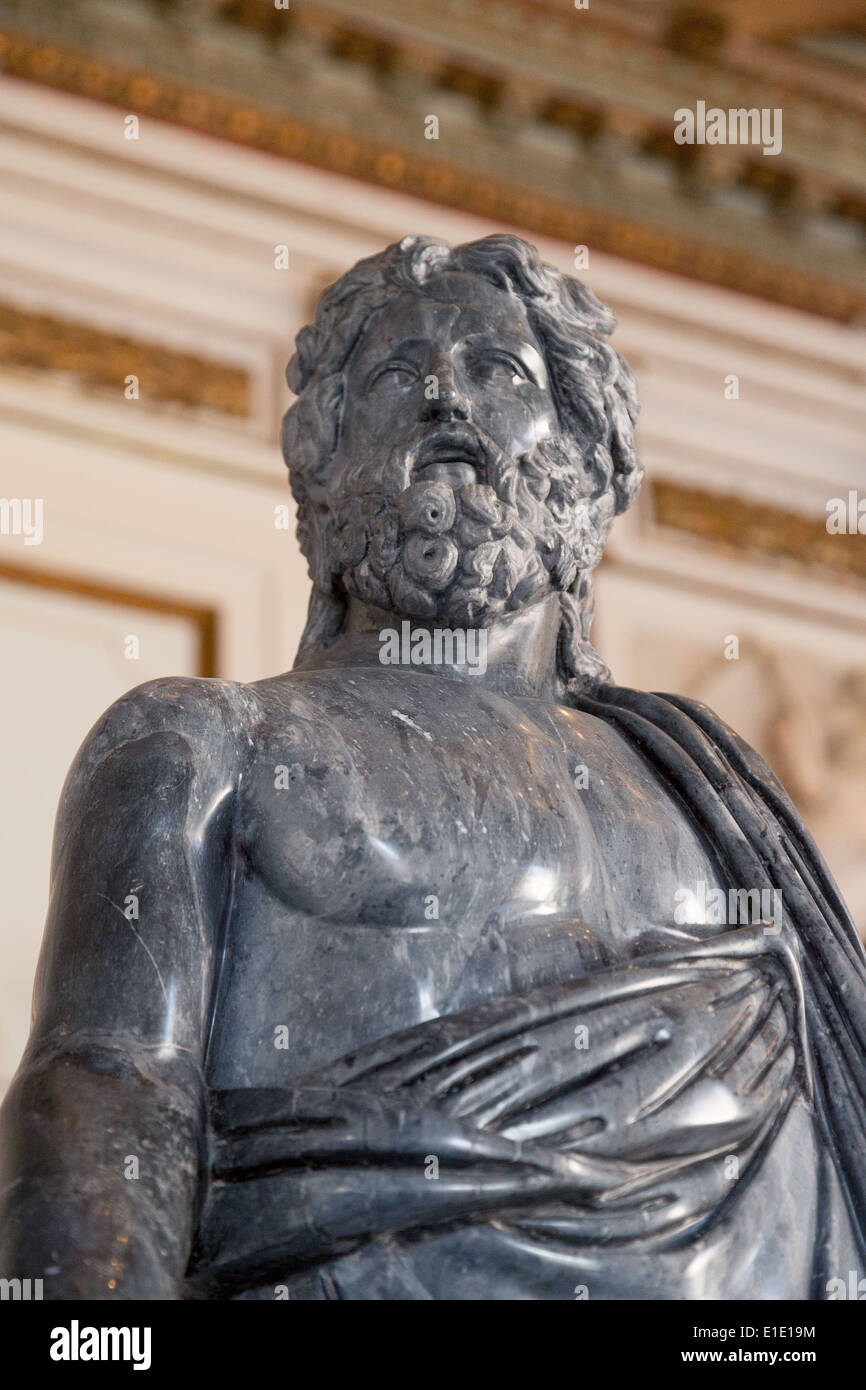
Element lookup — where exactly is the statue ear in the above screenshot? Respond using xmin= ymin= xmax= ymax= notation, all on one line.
xmin=286 ymin=326 xmax=315 ymax=394
xmin=611 ymin=444 xmax=643 ymax=517
xmin=607 ymin=374 xmax=643 ymax=517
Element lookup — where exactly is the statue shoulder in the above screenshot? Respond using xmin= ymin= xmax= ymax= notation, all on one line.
xmin=77 ymin=674 xmax=254 ymax=761
xmin=57 ymin=676 xmax=260 ymax=831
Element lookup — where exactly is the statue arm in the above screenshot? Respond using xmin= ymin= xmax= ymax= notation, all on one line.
xmin=0 ymin=677 xmax=244 ymax=1299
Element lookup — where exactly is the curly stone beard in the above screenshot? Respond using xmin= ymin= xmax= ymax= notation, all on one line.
xmin=329 ymin=427 xmax=603 ymax=627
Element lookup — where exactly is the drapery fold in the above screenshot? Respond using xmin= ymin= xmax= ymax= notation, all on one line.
xmin=578 ymin=687 xmax=866 ymax=1255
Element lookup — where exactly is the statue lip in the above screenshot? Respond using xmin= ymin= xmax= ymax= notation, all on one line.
xmin=418 ymin=460 xmax=477 ymax=487
xmin=413 ymin=427 xmax=488 ymax=484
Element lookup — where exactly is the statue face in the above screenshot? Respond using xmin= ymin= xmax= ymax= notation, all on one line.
xmin=326 ymin=272 xmax=599 ymax=627
xmin=337 ymin=273 xmax=558 ymax=481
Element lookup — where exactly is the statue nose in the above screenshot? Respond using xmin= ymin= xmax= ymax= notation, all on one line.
xmin=420 ymin=359 xmax=470 ymax=422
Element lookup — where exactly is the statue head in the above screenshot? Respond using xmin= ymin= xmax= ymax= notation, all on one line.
xmin=282 ymin=234 xmax=642 ymax=690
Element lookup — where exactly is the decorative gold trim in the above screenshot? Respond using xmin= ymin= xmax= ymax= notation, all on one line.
xmin=1 ymin=28 xmax=863 ymax=324
xmin=0 ymin=301 xmax=251 ymax=417
xmin=652 ymin=481 xmax=866 ymax=583
xmin=0 ymin=560 xmax=219 ymax=676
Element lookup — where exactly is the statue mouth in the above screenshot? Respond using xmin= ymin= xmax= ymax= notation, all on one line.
xmin=418 ymin=459 xmax=477 ymax=487
xmin=413 ymin=427 xmax=489 ymax=487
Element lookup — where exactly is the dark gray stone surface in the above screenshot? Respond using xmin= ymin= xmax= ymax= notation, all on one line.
xmin=2 ymin=235 xmax=864 ymax=1300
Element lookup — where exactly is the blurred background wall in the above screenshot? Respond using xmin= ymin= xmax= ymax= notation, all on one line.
xmin=0 ymin=0 xmax=865 ymax=1093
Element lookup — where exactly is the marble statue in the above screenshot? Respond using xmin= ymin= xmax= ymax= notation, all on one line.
xmin=2 ymin=235 xmax=864 ymax=1300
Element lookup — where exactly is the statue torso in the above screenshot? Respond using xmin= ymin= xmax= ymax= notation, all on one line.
xmin=205 ymin=666 xmax=724 ymax=1088
xmin=199 ymin=666 xmax=842 ymax=1300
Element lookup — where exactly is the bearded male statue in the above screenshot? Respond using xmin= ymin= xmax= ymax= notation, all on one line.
xmin=2 ymin=235 xmax=865 ymax=1300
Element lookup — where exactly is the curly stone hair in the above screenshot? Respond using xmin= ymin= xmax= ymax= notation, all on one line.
xmin=282 ymin=233 xmax=642 ymax=690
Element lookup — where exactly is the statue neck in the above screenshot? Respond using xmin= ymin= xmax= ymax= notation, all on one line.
xmin=297 ymin=592 xmax=564 ymax=702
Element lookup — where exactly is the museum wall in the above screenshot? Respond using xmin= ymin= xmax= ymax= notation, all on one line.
xmin=0 ymin=1 xmax=865 ymax=1094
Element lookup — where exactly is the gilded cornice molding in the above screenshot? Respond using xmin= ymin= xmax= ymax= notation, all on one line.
xmin=652 ymin=480 xmax=866 ymax=583
xmin=0 ymin=301 xmax=251 ymax=416
xmin=0 ymin=0 xmax=864 ymax=324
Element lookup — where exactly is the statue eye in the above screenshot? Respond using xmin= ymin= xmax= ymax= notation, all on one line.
xmin=369 ymin=361 xmax=417 ymax=389
xmin=473 ymin=354 xmax=529 ymax=387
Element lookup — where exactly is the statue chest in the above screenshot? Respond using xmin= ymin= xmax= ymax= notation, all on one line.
xmin=242 ymin=684 xmax=606 ymax=933
xmin=205 ymin=672 xmax=724 ymax=1086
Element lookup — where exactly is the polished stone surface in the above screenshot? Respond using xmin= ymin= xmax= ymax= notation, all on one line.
xmin=2 ymin=235 xmax=864 ymax=1299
